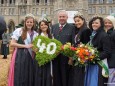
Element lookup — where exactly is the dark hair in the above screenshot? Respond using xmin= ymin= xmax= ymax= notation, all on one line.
xmin=89 ymin=16 xmax=104 ymax=31
xmin=74 ymin=15 xmax=88 ymax=35
xmin=74 ymin=15 xmax=87 ymax=30
xmin=38 ymin=20 xmax=52 ymax=39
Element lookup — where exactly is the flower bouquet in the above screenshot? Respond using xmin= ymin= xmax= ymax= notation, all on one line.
xmin=61 ymin=42 xmax=76 ymax=57
xmin=73 ymin=43 xmax=99 ymax=67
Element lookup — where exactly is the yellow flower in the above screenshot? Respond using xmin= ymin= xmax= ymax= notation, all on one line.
xmin=76 ymin=50 xmax=80 ymax=54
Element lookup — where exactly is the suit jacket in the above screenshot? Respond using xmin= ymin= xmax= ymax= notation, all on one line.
xmin=51 ymin=23 xmax=76 ymax=45
xmin=91 ymin=29 xmax=111 ymax=60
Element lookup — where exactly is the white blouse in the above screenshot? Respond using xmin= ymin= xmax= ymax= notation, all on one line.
xmin=11 ymin=28 xmax=38 ymax=56
xmin=11 ymin=28 xmax=38 ymax=45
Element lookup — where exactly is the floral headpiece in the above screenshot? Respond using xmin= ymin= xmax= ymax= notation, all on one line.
xmin=92 ymin=14 xmax=102 ymax=18
xmin=74 ymin=12 xmax=84 ymax=19
xmin=40 ymin=14 xmax=51 ymax=23
xmin=25 ymin=13 xmax=35 ymax=20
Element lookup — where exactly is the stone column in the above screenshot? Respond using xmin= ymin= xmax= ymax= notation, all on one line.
xmin=34 ymin=0 xmax=36 ymax=5
xmin=39 ymin=0 xmax=42 ymax=5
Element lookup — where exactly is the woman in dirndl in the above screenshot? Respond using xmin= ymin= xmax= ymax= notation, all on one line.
xmin=68 ymin=12 xmax=91 ymax=86
xmin=34 ymin=20 xmax=53 ymax=86
xmin=85 ymin=16 xmax=111 ymax=86
xmin=8 ymin=13 xmax=38 ymax=86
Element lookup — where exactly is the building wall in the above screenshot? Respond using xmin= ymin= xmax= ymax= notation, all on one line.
xmin=0 ymin=0 xmax=115 ymax=33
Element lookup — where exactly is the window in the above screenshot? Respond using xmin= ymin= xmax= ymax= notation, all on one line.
xmin=99 ymin=0 xmax=104 ymax=3
xmin=36 ymin=8 xmax=39 ymax=15
xmin=109 ymin=6 xmax=113 ymax=14
xmin=92 ymin=7 xmax=96 ymax=14
xmin=1 ymin=0 xmax=4 ymax=4
xmin=108 ymin=0 xmax=113 ymax=3
xmin=45 ymin=0 xmax=47 ymax=4
xmin=88 ymin=7 xmax=92 ymax=14
xmin=32 ymin=8 xmax=36 ymax=15
xmin=98 ymin=7 xmax=103 ymax=14
xmin=41 ymin=8 xmax=45 ymax=16
xmin=102 ymin=6 xmax=106 ymax=14
xmin=9 ymin=8 xmax=14 ymax=15
xmin=37 ymin=0 xmax=39 ymax=4
xmin=20 ymin=7 xmax=26 ymax=15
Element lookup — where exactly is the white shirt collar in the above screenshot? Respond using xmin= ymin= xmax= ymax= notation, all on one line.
xmin=41 ymin=32 xmax=48 ymax=37
xmin=59 ymin=23 xmax=66 ymax=27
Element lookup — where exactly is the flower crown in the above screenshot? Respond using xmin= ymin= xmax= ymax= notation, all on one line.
xmin=25 ymin=13 xmax=35 ymax=19
xmin=92 ymin=14 xmax=102 ymax=18
xmin=74 ymin=12 xmax=84 ymax=18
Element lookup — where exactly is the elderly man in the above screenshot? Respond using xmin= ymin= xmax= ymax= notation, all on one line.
xmin=51 ymin=10 xmax=76 ymax=86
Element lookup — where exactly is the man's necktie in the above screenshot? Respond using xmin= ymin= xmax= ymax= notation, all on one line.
xmin=59 ymin=25 xmax=63 ymax=32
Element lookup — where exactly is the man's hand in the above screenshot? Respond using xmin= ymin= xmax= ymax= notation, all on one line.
xmin=68 ymin=57 xmax=73 ymax=65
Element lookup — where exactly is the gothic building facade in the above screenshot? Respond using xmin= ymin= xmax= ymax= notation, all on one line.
xmin=0 ymin=0 xmax=115 ymax=33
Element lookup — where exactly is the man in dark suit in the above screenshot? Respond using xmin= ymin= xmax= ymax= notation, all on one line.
xmin=51 ymin=10 xmax=76 ymax=86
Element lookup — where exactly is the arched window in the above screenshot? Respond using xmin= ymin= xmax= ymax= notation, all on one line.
xmin=37 ymin=0 xmax=39 ymax=3
xmin=45 ymin=0 xmax=47 ymax=3
xmin=1 ymin=0 xmax=4 ymax=4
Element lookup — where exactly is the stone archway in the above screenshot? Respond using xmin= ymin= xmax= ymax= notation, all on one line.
xmin=8 ymin=20 xmax=15 ymax=33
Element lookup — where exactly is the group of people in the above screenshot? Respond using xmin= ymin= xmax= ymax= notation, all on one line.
xmin=8 ymin=10 xmax=115 ymax=86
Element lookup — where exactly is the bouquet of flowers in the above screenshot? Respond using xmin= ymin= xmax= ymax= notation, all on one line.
xmin=61 ymin=42 xmax=76 ymax=57
xmin=73 ymin=43 xmax=99 ymax=67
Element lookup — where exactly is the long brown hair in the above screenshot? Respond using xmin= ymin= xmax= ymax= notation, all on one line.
xmin=38 ymin=20 xmax=52 ymax=39
xmin=21 ymin=14 xmax=35 ymax=40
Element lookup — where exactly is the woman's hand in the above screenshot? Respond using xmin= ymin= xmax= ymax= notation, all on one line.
xmin=33 ymin=47 xmax=39 ymax=53
xmin=25 ymin=44 xmax=33 ymax=48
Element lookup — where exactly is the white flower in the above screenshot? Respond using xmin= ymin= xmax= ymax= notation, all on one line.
xmin=78 ymin=58 xmax=81 ymax=61
xmin=91 ymin=49 xmax=95 ymax=54
xmin=37 ymin=39 xmax=46 ymax=53
xmin=46 ymin=42 xmax=57 ymax=55
xmin=79 ymin=44 xmax=84 ymax=47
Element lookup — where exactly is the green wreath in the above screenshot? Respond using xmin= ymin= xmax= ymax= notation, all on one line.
xmin=32 ymin=36 xmax=62 ymax=66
